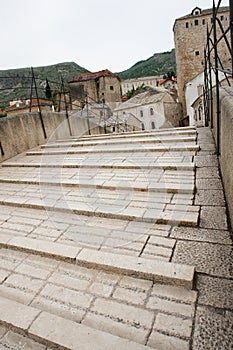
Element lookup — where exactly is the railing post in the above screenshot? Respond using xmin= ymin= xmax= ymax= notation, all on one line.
xmin=230 ymin=0 xmax=233 ymax=78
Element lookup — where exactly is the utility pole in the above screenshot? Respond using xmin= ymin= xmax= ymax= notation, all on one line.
xmin=31 ymin=67 xmax=47 ymax=139
xmin=230 ymin=0 xmax=233 ymax=78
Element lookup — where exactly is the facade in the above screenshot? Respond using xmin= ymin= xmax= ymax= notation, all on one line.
xmin=173 ymin=6 xmax=230 ymax=115
xmin=158 ymin=77 xmax=178 ymax=93
xmin=121 ymin=75 xmax=163 ymax=95
xmin=113 ymin=89 xmax=182 ymax=131
xmin=69 ymin=69 xmax=122 ymax=110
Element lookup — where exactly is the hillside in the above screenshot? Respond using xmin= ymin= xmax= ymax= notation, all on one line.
xmin=117 ymin=49 xmax=176 ymax=80
xmin=0 ymin=62 xmax=89 ymax=106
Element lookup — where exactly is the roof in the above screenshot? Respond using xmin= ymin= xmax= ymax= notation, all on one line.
xmin=159 ymin=77 xmax=177 ymax=85
xmin=174 ymin=6 xmax=229 ymax=23
xmin=69 ymin=69 xmax=120 ymax=83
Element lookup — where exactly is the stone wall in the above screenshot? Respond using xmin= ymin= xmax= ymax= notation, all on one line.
xmin=0 ymin=112 xmax=100 ymax=162
xmin=212 ymin=87 xmax=233 ymax=228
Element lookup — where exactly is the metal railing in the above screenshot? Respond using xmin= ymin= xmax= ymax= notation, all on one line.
xmin=203 ymin=0 xmax=233 ymax=155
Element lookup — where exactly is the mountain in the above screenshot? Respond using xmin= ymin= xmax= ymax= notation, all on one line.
xmin=117 ymin=49 xmax=176 ymax=80
xmin=0 ymin=62 xmax=89 ymax=106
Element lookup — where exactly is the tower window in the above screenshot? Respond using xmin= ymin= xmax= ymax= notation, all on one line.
xmin=195 ymin=51 xmax=200 ymax=56
xmin=110 ymin=86 xmax=114 ymax=91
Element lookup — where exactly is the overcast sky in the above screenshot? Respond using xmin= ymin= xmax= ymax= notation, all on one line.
xmin=0 ymin=0 xmax=229 ymax=72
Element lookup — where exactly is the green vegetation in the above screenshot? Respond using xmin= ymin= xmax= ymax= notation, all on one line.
xmin=125 ymin=84 xmax=149 ymax=100
xmin=0 ymin=62 xmax=89 ymax=105
xmin=117 ymin=49 xmax=176 ymax=80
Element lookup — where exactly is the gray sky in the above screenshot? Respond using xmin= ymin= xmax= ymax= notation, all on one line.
xmin=0 ymin=0 xmax=229 ymax=72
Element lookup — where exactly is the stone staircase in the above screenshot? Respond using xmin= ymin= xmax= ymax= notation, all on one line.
xmin=0 ymin=126 xmax=200 ymax=349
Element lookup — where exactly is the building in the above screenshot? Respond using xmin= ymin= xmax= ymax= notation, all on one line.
xmin=69 ymin=69 xmax=122 ymax=110
xmin=113 ymin=88 xmax=182 ymax=131
xmin=173 ymin=5 xmax=230 ymax=115
xmin=121 ymin=75 xmax=163 ymax=95
xmin=5 ymin=99 xmax=54 ymax=116
xmin=158 ymin=77 xmax=178 ymax=93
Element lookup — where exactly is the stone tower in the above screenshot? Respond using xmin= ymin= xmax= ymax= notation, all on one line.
xmin=173 ymin=6 xmax=230 ymax=115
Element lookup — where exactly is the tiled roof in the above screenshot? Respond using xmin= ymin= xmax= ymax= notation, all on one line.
xmin=69 ymin=69 xmax=119 ymax=83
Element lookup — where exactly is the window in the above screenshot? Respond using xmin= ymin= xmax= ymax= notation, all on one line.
xmin=151 ymin=121 xmax=155 ymax=129
xmin=110 ymin=86 xmax=114 ymax=91
xmin=100 ymin=111 xmax=103 ymax=117
xmin=194 ymin=19 xmax=199 ymax=26
xmin=140 ymin=110 xmax=143 ymax=117
xmin=220 ymin=15 xmax=224 ymax=21
xmin=150 ymin=108 xmax=154 ymax=116
xmin=186 ymin=22 xmax=189 ymax=28
xmin=202 ymin=19 xmax=205 ymax=25
xmin=195 ymin=51 xmax=200 ymax=56
xmin=141 ymin=123 xmax=145 ymax=130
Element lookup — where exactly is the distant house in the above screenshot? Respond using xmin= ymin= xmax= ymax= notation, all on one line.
xmin=121 ymin=75 xmax=163 ymax=95
xmin=158 ymin=77 xmax=178 ymax=93
xmin=69 ymin=69 xmax=122 ymax=110
xmin=113 ymin=88 xmax=182 ymax=130
xmin=6 ymin=99 xmax=54 ymax=116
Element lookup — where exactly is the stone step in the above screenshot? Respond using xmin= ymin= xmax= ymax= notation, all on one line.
xmin=26 ymin=144 xmax=200 ymax=156
xmin=64 ymin=126 xmax=197 ymax=142
xmin=1 ymin=162 xmax=195 ymax=170
xmin=0 ymin=178 xmax=195 ymax=194
xmin=0 ymin=236 xmax=195 ymax=288
xmin=41 ymin=136 xmax=197 ymax=149
xmin=0 ymin=295 xmax=154 ymax=350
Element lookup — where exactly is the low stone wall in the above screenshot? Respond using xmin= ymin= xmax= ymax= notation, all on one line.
xmin=213 ymin=87 xmax=233 ymax=228
xmin=0 ymin=112 xmax=100 ymax=162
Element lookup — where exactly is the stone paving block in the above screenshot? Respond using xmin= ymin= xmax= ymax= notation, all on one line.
xmin=0 ymin=269 xmax=10 ymax=283
xmin=193 ymin=306 xmax=233 ymax=350
xmin=0 ymin=295 xmax=40 ymax=331
xmin=195 ymin=155 xmax=219 ymax=167
xmin=142 ymin=244 xmax=172 ymax=258
xmin=147 ymin=331 xmax=190 ymax=350
xmin=196 ymin=275 xmax=233 ymax=309
xmin=195 ymin=189 xmax=226 ymax=206
xmin=150 ymin=284 xmax=197 ymax=304
xmin=154 ymin=313 xmax=193 ymax=338
xmin=199 ymin=206 xmax=228 ymax=230
xmin=148 ymin=236 xmax=176 ymax=248
xmin=29 ymin=311 xmax=153 ymax=350
xmin=0 ymin=248 xmax=28 ymax=271
xmin=196 ymin=166 xmax=220 ymax=179
xmin=0 ymin=330 xmax=48 ymax=350
xmin=172 ymin=241 xmax=232 ymax=277
xmin=147 ymin=296 xmax=195 ymax=317
xmin=171 ymin=226 xmax=232 ymax=244
xmin=0 ymin=325 xmax=7 ymax=338
xmin=88 ymin=281 xmax=114 ymax=297
xmin=77 ymin=248 xmax=195 ymax=288
xmin=196 ymin=178 xmax=223 ymax=190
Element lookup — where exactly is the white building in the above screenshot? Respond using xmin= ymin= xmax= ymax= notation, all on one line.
xmin=121 ymin=75 xmax=163 ymax=95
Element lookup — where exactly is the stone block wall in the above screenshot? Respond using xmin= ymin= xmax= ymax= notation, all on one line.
xmin=212 ymin=87 xmax=233 ymax=228
xmin=0 ymin=112 xmax=99 ymax=162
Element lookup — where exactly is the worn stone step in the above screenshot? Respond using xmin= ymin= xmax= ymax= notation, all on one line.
xmin=26 ymin=144 xmax=200 ymax=156
xmin=0 ymin=236 xmax=195 ymax=288
xmin=41 ymin=136 xmax=197 ymax=149
xmin=0 ymin=178 xmax=195 ymax=194
xmin=0 ymin=296 xmax=154 ymax=350
xmin=1 ymin=162 xmax=195 ymax=170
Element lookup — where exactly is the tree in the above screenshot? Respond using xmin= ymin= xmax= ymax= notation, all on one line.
xmin=45 ymin=78 xmax=52 ymax=99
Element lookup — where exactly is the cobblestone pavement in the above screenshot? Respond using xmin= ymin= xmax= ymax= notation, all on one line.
xmin=0 ymin=127 xmax=232 ymax=349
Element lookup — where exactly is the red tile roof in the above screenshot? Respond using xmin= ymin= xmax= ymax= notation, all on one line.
xmin=69 ymin=69 xmax=119 ymax=83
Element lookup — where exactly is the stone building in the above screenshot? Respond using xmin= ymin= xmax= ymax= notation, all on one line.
xmin=69 ymin=69 xmax=122 ymax=110
xmin=113 ymin=88 xmax=182 ymax=131
xmin=173 ymin=5 xmax=230 ymax=115
xmin=121 ymin=75 xmax=163 ymax=95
